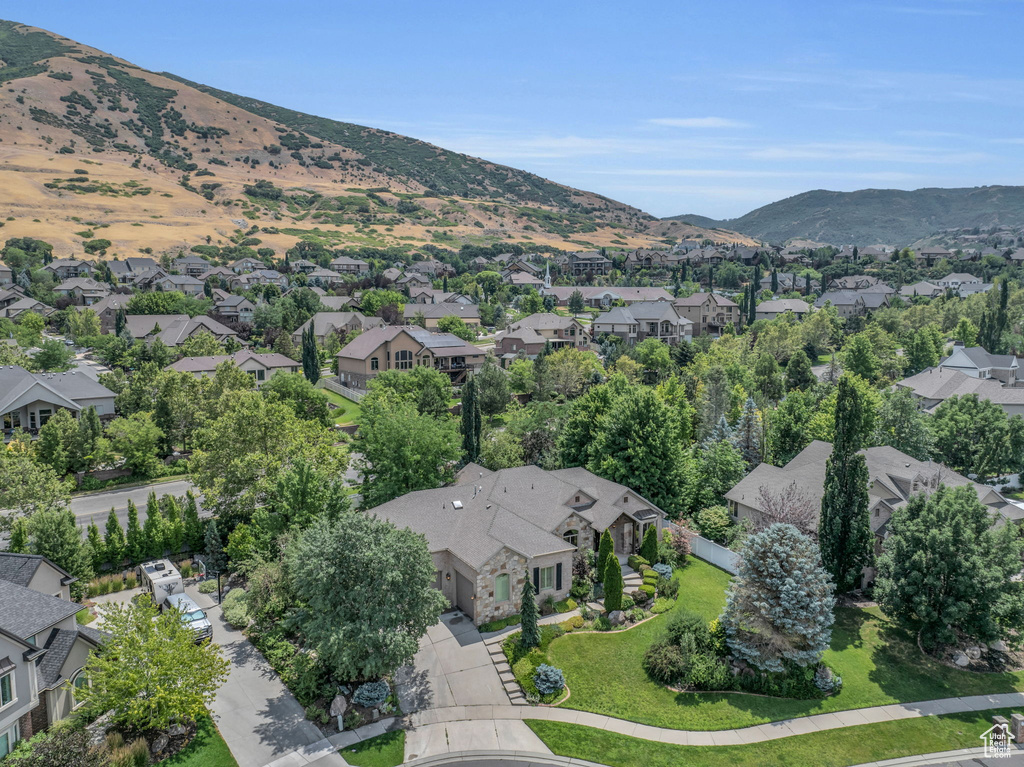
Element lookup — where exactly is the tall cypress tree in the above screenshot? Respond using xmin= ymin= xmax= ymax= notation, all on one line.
xmin=104 ymin=508 xmax=126 ymax=567
xmin=819 ymin=377 xmax=873 ymax=592
xmin=125 ymin=500 xmax=145 ymax=565
xmin=460 ymin=376 xmax=481 ymax=462
xmin=114 ymin=306 xmax=127 ymax=337
xmin=142 ymin=492 xmax=165 ymax=559
xmin=603 ymin=555 xmax=624 ymax=612
xmin=520 ymin=579 xmax=540 ymax=648
xmin=183 ymin=492 xmax=204 ymax=552
xmin=596 ymin=528 xmax=615 ymax=586
xmin=771 ymin=269 xmax=779 ymax=294
xmin=301 ymin=324 xmax=320 ymax=384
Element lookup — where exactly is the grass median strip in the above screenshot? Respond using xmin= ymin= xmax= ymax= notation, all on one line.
xmin=526 ymin=708 xmax=1014 ymax=767
xmin=340 ymin=731 xmax=405 ymax=767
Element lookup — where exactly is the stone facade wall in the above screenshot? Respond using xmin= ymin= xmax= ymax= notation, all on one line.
xmin=552 ymin=514 xmax=593 ymax=551
xmin=474 ymin=548 xmax=527 ymax=625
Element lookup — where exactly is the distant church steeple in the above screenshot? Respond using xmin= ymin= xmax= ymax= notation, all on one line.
xmin=544 ymin=261 xmax=551 ymax=290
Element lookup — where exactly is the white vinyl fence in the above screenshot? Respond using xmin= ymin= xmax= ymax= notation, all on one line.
xmin=668 ymin=522 xmax=740 ymax=574
xmin=317 ymin=378 xmax=365 ymax=402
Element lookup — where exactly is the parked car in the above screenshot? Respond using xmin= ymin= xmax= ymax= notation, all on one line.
xmin=162 ymin=592 xmax=213 ymax=643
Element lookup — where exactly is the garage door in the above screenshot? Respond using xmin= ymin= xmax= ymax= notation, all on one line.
xmin=455 ymin=571 xmax=474 ymax=620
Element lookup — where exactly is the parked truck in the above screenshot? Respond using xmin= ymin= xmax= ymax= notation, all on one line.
xmin=136 ymin=559 xmax=213 ymax=642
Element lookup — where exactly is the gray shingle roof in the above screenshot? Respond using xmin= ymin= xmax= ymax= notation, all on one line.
xmin=0 ymin=554 xmax=43 ymax=587
xmin=0 ymin=580 xmax=82 ymax=640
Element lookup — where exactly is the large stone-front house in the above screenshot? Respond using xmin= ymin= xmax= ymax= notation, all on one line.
xmin=370 ymin=464 xmax=666 ymax=626
xmin=0 ymin=554 xmax=104 ymax=755
xmin=725 ymin=440 xmax=1022 ymax=587
xmin=336 ymin=326 xmax=484 ymax=389
xmin=591 ymin=301 xmax=693 ymax=345
xmin=672 ymin=292 xmax=738 ymax=336
xmin=0 ymin=367 xmax=116 ymax=437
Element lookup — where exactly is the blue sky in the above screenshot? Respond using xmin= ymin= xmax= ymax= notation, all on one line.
xmin=5 ymin=1 xmax=1024 ymax=218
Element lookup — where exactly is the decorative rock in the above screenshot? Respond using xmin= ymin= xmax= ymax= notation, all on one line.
xmin=371 ymin=709 xmax=380 ymax=721
xmin=330 ymin=694 xmax=348 ymax=718
xmin=953 ymin=651 xmax=970 ymax=667
xmin=151 ymin=734 xmax=169 ymax=754
xmin=967 ymin=646 xmax=982 ymax=660
xmin=990 ymin=639 xmax=1009 ymax=653
xmin=608 ymin=610 xmax=625 ymax=626
xmin=167 ymin=724 xmax=187 ymax=738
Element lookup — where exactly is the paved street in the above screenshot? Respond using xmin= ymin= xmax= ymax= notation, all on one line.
xmin=71 ymin=479 xmax=202 ymax=527
xmin=395 ymin=612 xmax=508 ymax=713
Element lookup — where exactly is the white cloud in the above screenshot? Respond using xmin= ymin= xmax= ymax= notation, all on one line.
xmin=647 ymin=117 xmax=749 ymax=129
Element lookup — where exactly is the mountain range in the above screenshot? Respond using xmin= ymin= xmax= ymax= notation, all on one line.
xmin=0 ymin=20 xmax=754 ymax=260
xmin=667 ymin=186 xmax=1024 ymax=247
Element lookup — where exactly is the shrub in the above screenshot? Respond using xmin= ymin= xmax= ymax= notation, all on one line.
xmin=533 ymin=664 xmax=566 ymax=695
xmin=652 ymin=563 xmax=673 ymax=580
xmin=651 ymin=599 xmax=673 ymax=614
xmin=561 ymin=615 xmax=584 ymax=631
xmin=627 ymin=607 xmax=646 ymax=623
xmin=627 ymin=554 xmax=649 ymax=571
xmin=642 ymin=639 xmax=688 ymax=685
xmin=620 ymin=594 xmax=635 ymax=611
xmin=630 ymin=588 xmax=650 ymax=605
xmin=179 ymin=563 xmax=193 ymax=578
xmin=658 ymin=576 xmax=680 ymax=600
xmin=353 ymin=680 xmax=391 ymax=708
xmin=105 ymin=736 xmax=148 ymax=767
xmin=709 ymin=618 xmax=727 ymax=655
xmin=479 ymin=614 xmax=520 ymax=633
xmin=688 ymin=653 xmax=731 ymax=691
xmin=594 ymin=615 xmax=612 ymax=631
xmin=198 ymin=579 xmax=218 ymax=594
xmin=639 ymin=584 xmax=656 ymax=600
xmin=221 ymin=588 xmax=248 ymax=628
xmin=554 ymin=598 xmax=577 ymax=613
xmin=124 ymin=573 xmax=137 ymax=589
xmin=695 ymin=505 xmax=733 ymax=544
xmin=539 ymin=624 xmax=565 ymax=652
xmin=666 ymin=609 xmax=715 ymax=653
xmin=305 ymin=704 xmax=326 ymax=723
xmin=814 ymin=665 xmax=843 ymax=694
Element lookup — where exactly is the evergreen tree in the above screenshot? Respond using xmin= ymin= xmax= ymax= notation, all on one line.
xmin=7 ymin=518 xmax=28 ymax=554
xmin=603 ymin=555 xmax=624 ymax=613
xmin=639 ymin=525 xmax=659 ymax=564
xmin=873 ymin=387 xmax=933 ymax=461
xmin=568 ymin=289 xmax=585 ymax=315
xmin=114 ymin=307 xmax=127 ymax=337
xmin=747 ymin=283 xmax=756 ymax=325
xmin=753 ymin=353 xmax=784 ymax=402
xmin=475 ymin=355 xmax=510 ymax=417
xmin=75 ymin=406 xmax=103 ymax=473
xmin=520 ymin=579 xmax=540 ymax=648
xmin=142 ymin=492 xmax=165 ymax=559
xmin=104 ymin=508 xmax=126 ymax=567
xmin=721 ymin=523 xmax=834 ymax=672
xmin=819 ymin=377 xmax=873 ymax=592
xmin=784 ymin=349 xmax=816 ymax=391
xmin=28 ymin=508 xmax=93 ymax=600
xmin=183 ymin=492 xmax=204 ymax=552
xmin=771 ymin=269 xmax=779 ymax=294
xmin=804 ymin=272 xmax=812 ymax=295
xmin=876 ymin=485 xmax=1024 ymax=649
xmin=301 ymin=323 xmax=320 ymax=384
xmin=596 ymin=529 xmax=614 ymax=586
xmin=733 ymin=398 xmax=763 ymax=469
xmin=558 ymin=384 xmax=616 ymax=468
xmin=36 ymin=408 xmax=78 ymax=476
xmin=162 ymin=495 xmax=185 ymax=556
xmin=86 ymin=519 xmax=105 ymax=571
xmin=460 ymin=376 xmax=482 ymax=462
xmin=204 ymin=519 xmax=227 ymax=574
xmin=125 ymin=500 xmax=145 ymax=564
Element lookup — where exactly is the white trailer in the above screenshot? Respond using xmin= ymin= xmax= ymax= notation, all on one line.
xmin=137 ymin=559 xmax=184 ymax=604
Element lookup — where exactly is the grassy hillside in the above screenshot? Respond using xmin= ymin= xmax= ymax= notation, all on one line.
xmin=0 ymin=19 xmax=754 ymax=258
xmin=665 ymin=186 xmax=1024 ymax=246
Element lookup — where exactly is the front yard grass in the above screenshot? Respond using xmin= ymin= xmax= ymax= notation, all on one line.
xmin=158 ymin=715 xmax=237 ymax=767
xmin=546 ymin=558 xmax=1024 ymax=731
xmin=526 ymin=707 xmax=1014 ymax=767
xmin=340 ymin=731 xmax=404 ymax=767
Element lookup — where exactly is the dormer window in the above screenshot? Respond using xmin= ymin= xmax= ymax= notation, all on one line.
xmin=574 ymin=495 xmax=580 ymax=503
xmin=623 ymin=496 xmax=628 ymax=503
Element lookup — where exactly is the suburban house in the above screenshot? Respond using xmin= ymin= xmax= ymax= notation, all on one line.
xmin=938 ymin=344 xmax=1019 ymax=384
xmin=2 ymin=298 xmax=52 ymax=320
xmin=336 ymin=326 xmax=484 ymax=389
xmin=899 ymin=281 xmax=943 ymax=299
xmin=403 ymin=302 xmax=481 ymax=329
xmin=814 ymin=291 xmax=868 ymax=318
xmin=166 ymin=350 xmax=299 ymax=386
xmin=672 ymin=292 xmax=739 ymax=336
xmin=229 ymin=269 xmax=288 ymax=290
xmin=725 ymin=440 xmax=1022 ymax=587
xmin=409 ymin=259 xmax=454 ymax=278
xmin=42 ymin=260 xmax=92 ymax=280
xmin=77 ymin=294 xmax=128 ymax=334
xmin=591 ymin=301 xmax=693 ymax=345
xmin=0 ymin=288 xmax=25 ymax=311
xmin=319 ymin=295 xmax=359 ymax=311
xmin=506 ymin=272 xmax=545 ymax=290
xmin=916 ymin=247 xmax=953 ymax=267
xmin=53 ymin=278 xmax=109 ymax=306
xmin=761 ymin=273 xmax=819 ymax=294
xmin=304 ymin=267 xmax=343 ymax=287
xmin=369 ymin=463 xmax=666 ymax=625
xmin=500 ymin=314 xmax=591 ymax=350
xmin=228 ymin=257 xmax=265 ymax=274
xmin=199 ymin=267 xmax=236 ymax=283
xmin=896 ymin=367 xmax=1024 ymax=416
xmin=0 ymin=265 xmax=11 ymax=286
xmin=382 ymin=267 xmax=403 ymax=282
xmin=290 ymin=311 xmax=385 ymax=345
xmin=625 ymin=249 xmax=688 ymax=270
xmin=124 ymin=314 xmax=239 ymax=347
xmin=152 ymin=274 xmax=204 ymax=297
xmin=0 ymin=553 xmax=104 ymax=754
xmin=396 ymin=273 xmax=432 ymax=288
xmin=171 ymin=255 xmax=211 ymax=277
xmin=826 ymin=275 xmax=882 ymax=291
xmin=328 ymin=256 xmax=370 ymax=274
xmin=213 ymin=295 xmax=257 ymax=323
xmin=937 ymin=272 xmax=982 ymax=290
xmin=754 ymin=298 xmax=811 ymax=321
xmin=544 ymin=286 xmax=673 ymax=308
xmin=567 ymin=251 xmax=612 ymax=276
xmin=0 ymin=367 xmax=115 ymax=436
xmin=107 ymin=257 xmax=159 ymax=284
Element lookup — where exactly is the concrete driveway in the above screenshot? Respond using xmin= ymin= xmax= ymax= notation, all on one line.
xmin=396 ymin=611 xmax=508 ymax=712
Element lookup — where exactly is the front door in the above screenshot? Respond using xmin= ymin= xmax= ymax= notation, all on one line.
xmin=455 ymin=571 xmax=474 ymax=620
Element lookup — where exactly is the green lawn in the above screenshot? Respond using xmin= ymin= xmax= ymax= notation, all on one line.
xmin=527 ymin=707 xmax=1013 ymax=767
xmin=546 ymin=558 xmax=1024 ymax=731
xmin=340 ymin=731 xmax=404 ymax=767
xmin=322 ymin=389 xmax=362 ymax=425
xmin=158 ymin=716 xmax=237 ymax=767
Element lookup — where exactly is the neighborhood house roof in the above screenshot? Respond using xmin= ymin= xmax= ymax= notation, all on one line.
xmin=896 ymin=367 xmax=1024 ymax=411
xmin=0 ymin=367 xmax=115 ymax=416
xmin=0 ymin=579 xmax=82 ymax=640
xmin=167 ymin=350 xmax=298 ymax=374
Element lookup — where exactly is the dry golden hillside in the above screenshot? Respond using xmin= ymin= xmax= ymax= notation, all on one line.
xmin=0 ymin=20 xmax=750 ymax=259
